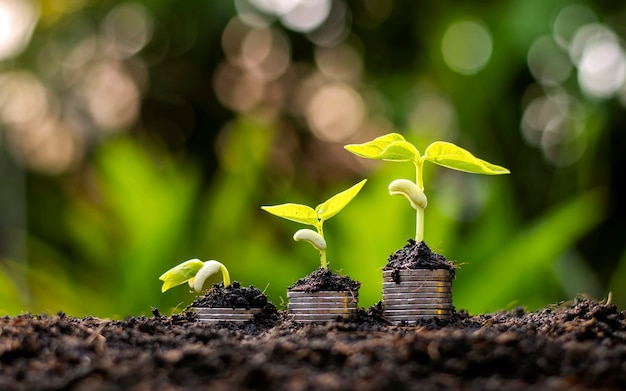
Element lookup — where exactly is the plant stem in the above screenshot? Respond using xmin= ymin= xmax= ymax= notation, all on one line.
xmin=219 ymin=264 xmax=231 ymax=287
xmin=320 ymin=250 xmax=328 ymax=269
xmin=416 ymin=206 xmax=424 ymax=242
xmin=317 ymin=222 xmax=328 ymax=269
xmin=415 ymin=160 xmax=425 ymax=243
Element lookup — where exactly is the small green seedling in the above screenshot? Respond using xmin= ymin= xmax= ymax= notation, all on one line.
xmin=345 ymin=133 xmax=509 ymax=242
xmin=262 ymin=179 xmax=367 ymax=269
xmin=159 ymin=259 xmax=231 ymax=293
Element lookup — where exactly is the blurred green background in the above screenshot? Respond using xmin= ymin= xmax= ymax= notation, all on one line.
xmin=1 ymin=0 xmax=625 ymax=318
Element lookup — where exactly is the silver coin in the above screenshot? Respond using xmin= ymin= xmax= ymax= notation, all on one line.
xmin=288 ymin=308 xmax=357 ymax=315
xmin=382 ymin=287 xmax=452 ymax=295
xmin=287 ymin=291 xmax=356 ymax=299
xmin=383 ymin=292 xmax=452 ymax=301
xmin=288 ymin=297 xmax=358 ymax=305
xmin=382 ymin=299 xmax=452 ymax=307
xmin=383 ymin=280 xmax=452 ymax=286
xmin=287 ymin=302 xmax=358 ymax=310
xmin=383 ymin=306 xmax=453 ymax=311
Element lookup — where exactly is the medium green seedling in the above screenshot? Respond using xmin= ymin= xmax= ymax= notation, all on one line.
xmin=262 ymin=179 xmax=367 ymax=269
xmin=159 ymin=259 xmax=231 ymax=293
xmin=345 ymin=133 xmax=509 ymax=242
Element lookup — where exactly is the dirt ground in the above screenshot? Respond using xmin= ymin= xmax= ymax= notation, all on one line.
xmin=1 ymin=296 xmax=625 ymax=390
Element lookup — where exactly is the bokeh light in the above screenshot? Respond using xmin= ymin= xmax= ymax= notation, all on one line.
xmin=441 ymin=19 xmax=492 ymax=75
xmin=0 ymin=0 xmax=39 ymax=61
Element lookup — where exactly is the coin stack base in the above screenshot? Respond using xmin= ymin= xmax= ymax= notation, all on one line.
xmin=382 ymin=269 xmax=453 ymax=324
xmin=193 ymin=307 xmax=262 ymax=323
xmin=287 ymin=290 xmax=358 ymax=323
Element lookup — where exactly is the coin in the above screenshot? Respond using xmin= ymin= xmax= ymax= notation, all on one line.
xmin=382 ymin=299 xmax=453 ymax=307
xmin=193 ymin=307 xmax=261 ymax=323
xmin=287 ymin=291 xmax=357 ymax=299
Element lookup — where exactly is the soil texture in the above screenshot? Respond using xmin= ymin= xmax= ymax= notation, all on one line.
xmin=189 ymin=281 xmax=268 ymax=309
xmin=288 ymin=268 xmax=361 ymax=293
xmin=1 ymin=297 xmax=625 ymax=390
xmin=187 ymin=281 xmax=280 ymax=328
xmin=385 ymin=239 xmax=456 ymax=277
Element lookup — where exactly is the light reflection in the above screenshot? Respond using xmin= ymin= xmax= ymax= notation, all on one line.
xmin=213 ymin=61 xmax=265 ymax=112
xmin=314 ymin=43 xmax=362 ymax=81
xmin=441 ymin=19 xmax=492 ymax=75
xmin=0 ymin=71 xmax=82 ymax=174
xmin=0 ymin=0 xmax=39 ymax=61
xmin=248 ymin=0 xmax=331 ymax=33
xmin=81 ymin=61 xmax=141 ymax=131
xmin=553 ymin=4 xmax=597 ymax=49
xmin=578 ymin=36 xmax=626 ymax=98
xmin=101 ymin=2 xmax=153 ymax=58
xmin=306 ymin=83 xmax=365 ymax=143
xmin=521 ymin=90 xmax=586 ymax=166
xmin=407 ymin=84 xmax=456 ymax=138
xmin=306 ymin=0 xmax=350 ymax=47
xmin=527 ymin=36 xmax=572 ymax=86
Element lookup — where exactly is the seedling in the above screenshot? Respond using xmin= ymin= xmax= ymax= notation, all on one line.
xmin=159 ymin=259 xmax=231 ymax=293
xmin=345 ymin=133 xmax=509 ymax=242
xmin=262 ymin=179 xmax=367 ymax=269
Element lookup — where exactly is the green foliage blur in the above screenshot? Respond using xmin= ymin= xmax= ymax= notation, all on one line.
xmin=1 ymin=0 xmax=625 ymax=318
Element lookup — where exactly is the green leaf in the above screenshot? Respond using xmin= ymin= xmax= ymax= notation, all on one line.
xmin=261 ymin=203 xmax=318 ymax=226
xmin=380 ymin=141 xmax=420 ymax=162
xmin=344 ymin=133 xmax=408 ymax=159
xmin=315 ymin=179 xmax=367 ymax=221
xmin=423 ymin=141 xmax=510 ymax=175
xmin=159 ymin=259 xmax=204 ymax=292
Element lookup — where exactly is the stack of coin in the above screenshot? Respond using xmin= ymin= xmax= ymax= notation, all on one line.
xmin=193 ymin=307 xmax=262 ymax=323
xmin=287 ymin=291 xmax=358 ymax=323
xmin=382 ymin=269 xmax=453 ymax=324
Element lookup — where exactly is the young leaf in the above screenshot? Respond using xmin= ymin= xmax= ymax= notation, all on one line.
xmin=159 ymin=259 xmax=204 ymax=293
xmin=344 ymin=133 xmax=407 ymax=159
xmin=380 ymin=141 xmax=420 ymax=162
xmin=423 ymin=141 xmax=510 ymax=175
xmin=315 ymin=179 xmax=367 ymax=221
xmin=261 ymin=203 xmax=318 ymax=226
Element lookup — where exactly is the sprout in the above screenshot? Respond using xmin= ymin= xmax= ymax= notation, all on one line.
xmin=262 ymin=179 xmax=367 ymax=269
xmin=345 ymin=133 xmax=509 ymax=242
xmin=159 ymin=259 xmax=231 ymax=293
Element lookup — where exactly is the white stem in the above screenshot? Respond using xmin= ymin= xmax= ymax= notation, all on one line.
xmin=192 ymin=260 xmax=223 ymax=292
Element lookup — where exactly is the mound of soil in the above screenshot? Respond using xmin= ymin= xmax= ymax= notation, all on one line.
xmin=385 ymin=239 xmax=456 ymax=276
xmin=189 ymin=281 xmax=268 ymax=309
xmin=187 ymin=281 xmax=280 ymax=328
xmin=288 ymin=268 xmax=361 ymax=293
xmin=1 ymin=297 xmax=625 ymax=390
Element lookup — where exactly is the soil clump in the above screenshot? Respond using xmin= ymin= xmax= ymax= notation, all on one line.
xmin=385 ymin=239 xmax=456 ymax=277
xmin=287 ymin=268 xmax=361 ymax=293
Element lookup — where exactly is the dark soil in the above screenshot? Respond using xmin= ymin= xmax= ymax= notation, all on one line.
xmin=187 ymin=281 xmax=280 ymax=329
xmin=385 ymin=239 xmax=457 ymax=277
xmin=189 ymin=281 xmax=269 ymax=309
xmin=287 ymin=268 xmax=361 ymax=293
xmin=1 ymin=297 xmax=625 ymax=390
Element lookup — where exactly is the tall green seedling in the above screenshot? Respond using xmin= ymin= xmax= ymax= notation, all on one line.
xmin=345 ymin=133 xmax=509 ymax=242
xmin=262 ymin=179 xmax=367 ymax=269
